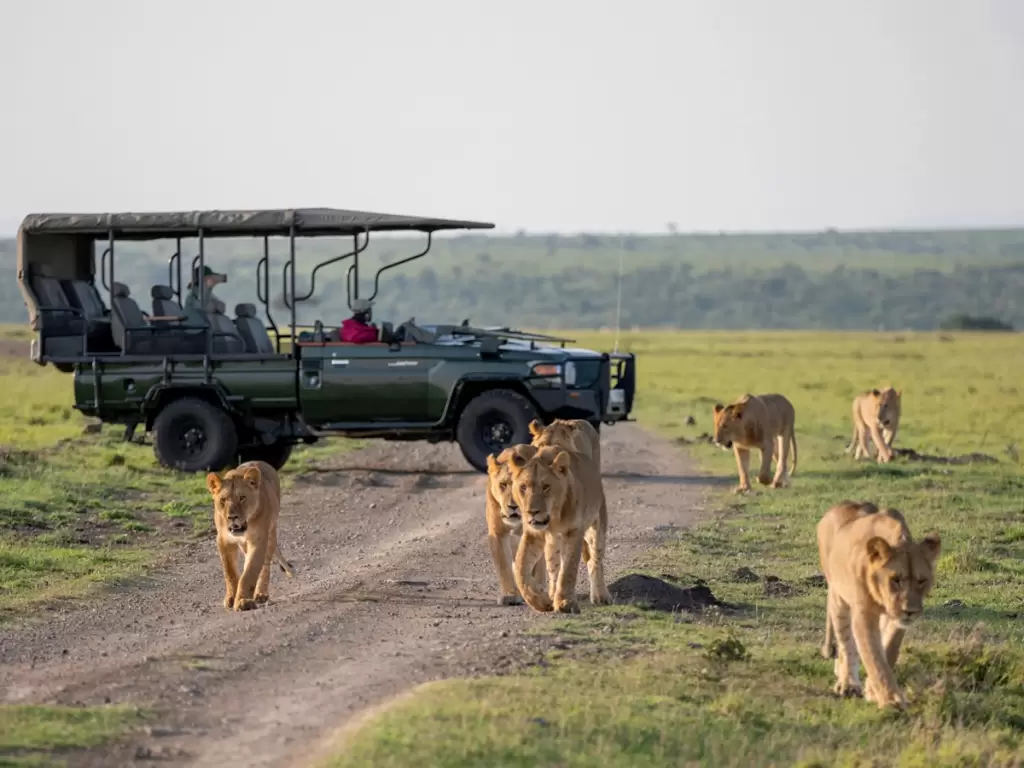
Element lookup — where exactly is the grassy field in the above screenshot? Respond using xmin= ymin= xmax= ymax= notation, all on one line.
xmin=0 ymin=324 xmax=357 ymax=766
xmin=327 ymin=330 xmax=1024 ymax=767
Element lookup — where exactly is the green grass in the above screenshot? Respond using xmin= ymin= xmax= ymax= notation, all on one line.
xmin=327 ymin=330 xmax=1024 ymax=768
xmin=0 ymin=704 xmax=144 ymax=767
xmin=0 ymin=324 xmax=359 ymax=619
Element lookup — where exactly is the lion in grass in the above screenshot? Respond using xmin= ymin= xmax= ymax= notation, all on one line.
xmin=712 ymin=393 xmax=798 ymax=493
xmin=485 ymin=446 xmax=551 ymax=606
xmin=846 ymin=387 xmax=902 ymax=463
xmin=816 ymin=500 xmax=941 ymax=709
xmin=508 ymin=444 xmax=612 ymax=614
xmin=528 ymin=418 xmax=601 ymax=471
xmin=206 ymin=460 xmax=295 ymax=611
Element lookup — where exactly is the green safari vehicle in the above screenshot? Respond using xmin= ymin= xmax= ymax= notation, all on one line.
xmin=16 ymin=208 xmax=636 ymax=473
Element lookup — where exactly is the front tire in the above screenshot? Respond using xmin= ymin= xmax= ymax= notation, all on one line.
xmin=456 ymin=388 xmax=539 ymax=473
xmin=152 ymin=397 xmax=238 ymax=473
xmin=238 ymin=441 xmax=294 ymax=471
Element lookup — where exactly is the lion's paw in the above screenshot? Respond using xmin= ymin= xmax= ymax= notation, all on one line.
xmin=590 ymin=590 xmax=613 ymax=606
xmin=498 ymin=594 xmax=524 ymax=606
xmin=757 ymin=473 xmax=772 ymax=486
xmin=233 ymin=597 xmax=258 ymax=612
xmin=733 ymin=485 xmax=751 ymax=496
xmin=254 ymin=593 xmax=270 ymax=605
xmin=833 ymin=679 xmax=863 ymax=698
xmin=223 ymin=594 xmax=235 ymax=610
xmin=553 ymin=598 xmax=580 ymax=614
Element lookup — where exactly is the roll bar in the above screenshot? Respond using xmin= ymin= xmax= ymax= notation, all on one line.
xmin=282 ymin=231 xmax=370 ymax=310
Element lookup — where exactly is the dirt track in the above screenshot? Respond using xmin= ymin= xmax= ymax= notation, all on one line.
xmin=0 ymin=424 xmax=713 ymax=767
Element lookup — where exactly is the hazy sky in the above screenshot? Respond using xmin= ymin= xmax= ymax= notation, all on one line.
xmin=1 ymin=0 xmax=1021 ymax=235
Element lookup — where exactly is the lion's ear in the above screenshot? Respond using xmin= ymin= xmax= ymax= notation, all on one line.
xmin=528 ymin=419 xmax=544 ymax=438
xmin=731 ymin=403 xmax=745 ymax=419
xmin=242 ymin=465 xmax=262 ymax=491
xmin=871 ymin=389 xmax=881 ymax=397
xmin=865 ymin=536 xmax=891 ymax=565
xmin=206 ymin=472 xmax=221 ymax=496
xmin=509 ymin=444 xmax=536 ymax=468
xmin=895 ymin=389 xmax=902 ymax=398
xmin=713 ymin=403 xmax=724 ymax=414
xmin=551 ymin=450 xmax=572 ymax=475
xmin=486 ymin=453 xmax=499 ymax=473
xmin=919 ymin=532 xmax=941 ymax=562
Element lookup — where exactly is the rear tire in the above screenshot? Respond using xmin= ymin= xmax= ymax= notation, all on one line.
xmin=456 ymin=388 xmax=539 ymax=473
xmin=152 ymin=397 xmax=238 ymax=473
xmin=238 ymin=441 xmax=294 ymax=471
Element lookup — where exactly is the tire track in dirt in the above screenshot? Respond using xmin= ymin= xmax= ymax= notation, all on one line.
xmin=0 ymin=424 xmax=717 ymax=767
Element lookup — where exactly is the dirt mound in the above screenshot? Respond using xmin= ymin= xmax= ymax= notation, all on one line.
xmin=893 ymin=447 xmax=999 ymax=465
xmin=608 ymin=574 xmax=724 ymax=612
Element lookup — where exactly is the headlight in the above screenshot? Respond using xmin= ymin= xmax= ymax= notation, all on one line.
xmin=563 ymin=361 xmax=577 ymax=386
xmin=529 ymin=361 xmax=577 ymax=386
xmin=530 ymin=363 xmax=561 ymax=378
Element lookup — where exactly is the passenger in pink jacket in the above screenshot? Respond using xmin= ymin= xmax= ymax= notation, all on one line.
xmin=340 ymin=298 xmax=379 ymax=343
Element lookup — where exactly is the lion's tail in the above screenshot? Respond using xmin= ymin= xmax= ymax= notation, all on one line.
xmin=274 ymin=547 xmax=296 ymax=577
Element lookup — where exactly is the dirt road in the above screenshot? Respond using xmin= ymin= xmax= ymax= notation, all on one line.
xmin=0 ymin=424 xmax=713 ymax=767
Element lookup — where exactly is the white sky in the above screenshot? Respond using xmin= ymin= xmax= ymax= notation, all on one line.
xmin=0 ymin=0 xmax=1021 ymax=235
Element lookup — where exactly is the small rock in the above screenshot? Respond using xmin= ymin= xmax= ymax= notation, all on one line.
xmin=943 ymin=599 xmax=966 ymax=609
xmin=82 ymin=422 xmax=103 ymax=434
xmin=685 ymin=415 xmax=697 ymax=426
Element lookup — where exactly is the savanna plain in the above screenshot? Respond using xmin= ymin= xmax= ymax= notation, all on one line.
xmin=1 ymin=326 xmax=1023 ymax=767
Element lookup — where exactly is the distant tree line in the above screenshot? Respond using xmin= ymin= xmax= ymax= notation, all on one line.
xmin=1 ymin=229 xmax=1021 ymax=332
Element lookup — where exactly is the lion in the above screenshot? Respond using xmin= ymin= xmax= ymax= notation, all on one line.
xmin=508 ymin=444 xmax=612 ymax=614
xmin=485 ymin=446 xmax=551 ymax=606
xmin=206 ymin=460 xmax=295 ymax=611
xmin=528 ymin=418 xmax=601 ymax=471
xmin=712 ymin=393 xmax=798 ymax=493
xmin=816 ymin=500 xmax=941 ymax=709
xmin=846 ymin=387 xmax=902 ymax=463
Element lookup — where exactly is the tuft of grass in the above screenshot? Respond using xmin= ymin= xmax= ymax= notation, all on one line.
xmin=0 ymin=704 xmax=143 ymax=766
xmin=328 ymin=330 xmax=1024 ymax=767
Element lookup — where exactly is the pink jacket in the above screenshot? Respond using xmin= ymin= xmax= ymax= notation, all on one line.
xmin=340 ymin=317 xmax=378 ymax=343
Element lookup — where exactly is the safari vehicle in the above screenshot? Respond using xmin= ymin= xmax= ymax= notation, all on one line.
xmin=17 ymin=208 xmax=636 ymax=473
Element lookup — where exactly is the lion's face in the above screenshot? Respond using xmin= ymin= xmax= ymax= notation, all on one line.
xmin=486 ymin=450 xmax=521 ymax=532
xmin=874 ymin=388 xmax=902 ymax=429
xmin=866 ymin=532 xmax=941 ymax=627
xmin=509 ymin=447 xmax=571 ymax=534
xmin=712 ymin=402 xmax=746 ymax=450
xmin=206 ymin=466 xmax=263 ymax=535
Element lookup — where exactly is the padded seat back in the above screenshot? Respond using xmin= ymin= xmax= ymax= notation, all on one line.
xmin=208 ymin=309 xmax=246 ymax=353
xmin=62 ymin=280 xmax=107 ymax=322
xmin=150 ymin=284 xmax=189 ymax=320
xmin=110 ymin=282 xmax=148 ymax=350
xmin=233 ymin=303 xmax=275 ymax=354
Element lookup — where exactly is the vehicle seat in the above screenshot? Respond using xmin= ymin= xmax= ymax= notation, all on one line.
xmin=150 ymin=285 xmax=189 ymax=322
xmin=61 ymin=279 xmax=117 ymax=352
xmin=233 ymin=303 xmax=275 ymax=354
xmin=30 ymin=266 xmax=83 ymax=334
xmin=109 ymin=282 xmax=150 ymax=353
xmin=208 ymin=308 xmax=247 ymax=353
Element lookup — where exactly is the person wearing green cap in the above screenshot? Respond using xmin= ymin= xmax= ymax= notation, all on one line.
xmin=184 ymin=265 xmax=228 ymax=316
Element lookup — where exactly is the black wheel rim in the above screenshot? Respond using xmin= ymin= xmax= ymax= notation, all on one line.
xmin=177 ymin=420 xmax=208 ymax=458
xmin=478 ymin=411 xmax=515 ymax=453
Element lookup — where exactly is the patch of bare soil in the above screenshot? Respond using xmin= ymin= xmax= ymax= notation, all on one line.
xmin=607 ymin=573 xmax=725 ymax=612
xmin=892 ymin=447 xmax=1000 ymax=465
xmin=0 ymin=424 xmax=713 ymax=768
